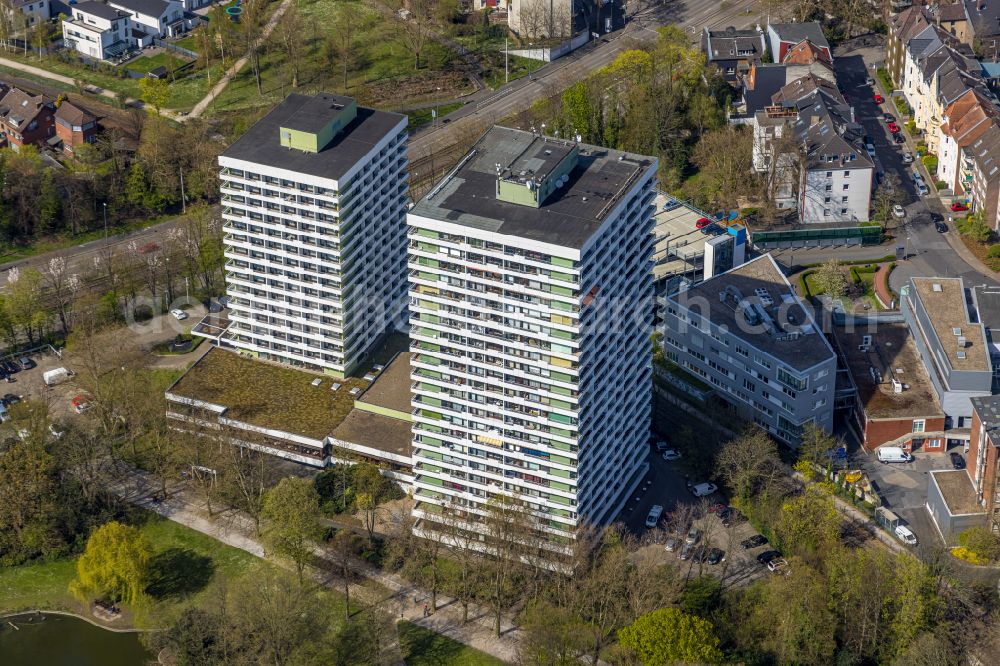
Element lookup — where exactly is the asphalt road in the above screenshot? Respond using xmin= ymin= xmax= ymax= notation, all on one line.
xmin=408 ymin=0 xmax=775 ymax=163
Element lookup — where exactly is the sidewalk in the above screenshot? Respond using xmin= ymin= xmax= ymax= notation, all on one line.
xmin=0 ymin=56 xmax=138 ymax=107
xmin=117 ymin=467 xmax=520 ymax=663
xmin=940 ymin=228 xmax=997 ymax=279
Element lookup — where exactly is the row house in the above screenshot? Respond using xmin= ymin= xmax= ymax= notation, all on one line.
xmin=702 ymin=25 xmax=767 ymax=84
xmin=887 ymin=7 xmax=934 ymax=87
xmin=937 ymin=87 xmax=999 ymax=194
xmin=966 ymin=124 xmax=1000 ymax=229
xmin=750 ymin=75 xmax=873 ymax=224
xmin=766 ymin=22 xmax=832 ymax=65
xmin=63 ymin=0 xmax=193 ymax=61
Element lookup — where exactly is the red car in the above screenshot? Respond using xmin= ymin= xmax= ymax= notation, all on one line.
xmin=708 ymin=503 xmax=728 ymax=514
xmin=695 ymin=217 xmax=712 ymax=229
xmin=887 ymin=122 xmax=900 ymax=133
xmin=950 ymin=202 xmax=969 ymax=212
xmin=873 ymin=94 xmax=884 ymax=104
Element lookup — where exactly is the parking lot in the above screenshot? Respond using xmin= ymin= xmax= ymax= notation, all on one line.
xmin=849 ymin=447 xmax=957 ymax=550
xmin=0 ymin=346 xmax=84 ymax=428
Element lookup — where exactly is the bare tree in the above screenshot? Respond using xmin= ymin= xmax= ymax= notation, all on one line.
xmin=716 ymin=427 xmax=783 ymax=504
xmin=394 ymin=0 xmax=430 ymax=70
xmin=274 ymin=4 xmax=305 ymax=88
xmin=481 ymin=494 xmax=532 ymax=636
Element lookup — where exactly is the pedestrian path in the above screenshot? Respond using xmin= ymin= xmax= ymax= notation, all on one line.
xmin=117 ymin=467 xmax=520 ymax=663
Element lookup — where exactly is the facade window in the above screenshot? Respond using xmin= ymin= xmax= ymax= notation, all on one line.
xmin=912 ymin=419 xmax=925 ymax=433
xmin=843 ymin=171 xmax=850 ymax=177
xmin=826 ymin=171 xmax=833 ymax=177
xmin=823 ymin=209 xmax=830 ymax=216
xmin=841 ymin=196 xmax=848 ymax=203
xmin=842 ymin=184 xmax=849 ymax=191
xmin=840 ymin=208 xmax=848 ymax=215
xmin=824 ymin=196 xmax=831 ymax=203
xmin=825 ymin=184 xmax=832 ymax=191
xmin=743 ymin=378 xmax=756 ymax=392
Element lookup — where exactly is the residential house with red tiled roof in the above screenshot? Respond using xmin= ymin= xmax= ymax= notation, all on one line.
xmin=54 ymin=101 xmax=100 ymax=155
xmin=0 ymin=88 xmax=55 ymax=151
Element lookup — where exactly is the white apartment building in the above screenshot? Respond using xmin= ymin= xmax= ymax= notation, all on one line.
xmin=218 ymin=93 xmax=408 ymax=377
xmin=660 ymin=254 xmax=837 ymax=445
xmin=407 ymin=127 xmax=658 ymax=550
xmin=108 ymin=0 xmax=187 ymax=40
xmin=62 ymin=2 xmax=130 ymax=61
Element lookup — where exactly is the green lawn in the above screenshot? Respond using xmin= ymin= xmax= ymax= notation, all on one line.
xmin=408 ymin=102 xmax=464 ymax=130
xmin=126 ymin=53 xmax=189 ymax=76
xmin=398 ymin=621 xmax=507 ymax=666
xmin=0 ymin=512 xmax=257 ymax=618
xmin=172 ymin=36 xmax=200 ymax=53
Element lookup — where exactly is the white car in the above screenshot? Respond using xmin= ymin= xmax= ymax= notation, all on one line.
xmin=901 ymin=151 xmax=914 ymax=164
xmin=892 ymin=204 xmax=905 ymax=219
xmin=661 ymin=448 xmax=681 ymax=461
xmin=895 ymin=525 xmax=918 ymax=545
xmin=170 ymin=309 xmax=189 ymax=320
xmin=690 ymin=482 xmax=717 ymax=497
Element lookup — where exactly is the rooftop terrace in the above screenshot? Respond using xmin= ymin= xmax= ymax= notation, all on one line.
xmin=834 ymin=323 xmax=942 ymax=420
xmin=331 ymin=410 xmax=412 ymax=459
xmin=167 ymin=347 xmax=369 ymax=441
xmin=356 ymin=352 xmax=412 ymax=416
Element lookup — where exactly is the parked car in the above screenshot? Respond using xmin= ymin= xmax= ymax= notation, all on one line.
xmin=865 ymin=76 xmax=875 ymax=86
xmin=721 ymin=508 xmax=745 ymax=528
xmin=17 ymin=357 xmax=33 ymax=370
xmin=934 ymin=220 xmax=948 ymax=233
xmin=901 ymin=151 xmax=914 ymax=163
xmin=661 ymin=448 xmax=681 ymax=461
xmin=707 ymin=502 xmax=727 ymax=514
xmin=741 ymin=534 xmax=768 ymax=549
xmin=893 ymin=204 xmax=905 ymax=219
xmin=2 ymin=393 xmax=22 ymax=406
xmin=2 ymin=360 xmax=19 ymax=374
xmin=950 ymin=202 xmax=969 ymax=212
xmin=645 ymin=504 xmax=664 ymax=529
xmin=706 ymin=548 xmax=726 ymax=565
xmin=686 ymin=528 xmax=702 ymax=544
xmin=664 ymin=536 xmax=681 ymax=552
xmin=895 ymin=525 xmax=918 ymax=545
xmin=690 ymin=482 xmax=718 ymax=497
xmin=757 ymin=550 xmax=781 ymax=565
xmin=170 ymin=308 xmax=189 ymax=320
xmin=883 ymin=113 xmax=896 ymax=123
xmin=873 ymin=94 xmax=884 ymax=104
xmin=950 ymin=451 xmax=966 ymax=469
xmin=917 ymin=183 xmax=929 ymax=196
xmin=877 ymin=446 xmax=913 ymax=464
xmin=767 ymin=557 xmax=790 ymax=573
xmin=893 ymin=133 xmax=906 ymax=144
xmin=887 ymin=122 xmax=900 ymax=133
xmin=72 ymin=394 xmax=92 ymax=414
xmin=679 ymin=543 xmax=696 ymax=560
xmin=654 ymin=440 xmax=668 ymax=452
xmin=695 ymin=217 xmax=712 ymax=229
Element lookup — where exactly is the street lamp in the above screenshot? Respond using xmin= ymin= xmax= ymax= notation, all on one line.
xmin=102 ymin=202 xmax=108 ymax=242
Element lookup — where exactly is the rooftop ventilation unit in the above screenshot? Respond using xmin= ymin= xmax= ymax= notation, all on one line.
xmin=932 ymin=283 xmax=943 ymax=292
xmin=958 ymin=336 xmax=968 ymax=348
xmin=891 ymin=378 xmax=903 ymax=393
xmin=953 ymin=327 xmax=962 ymax=335
xmin=957 ymin=351 xmax=967 ymax=359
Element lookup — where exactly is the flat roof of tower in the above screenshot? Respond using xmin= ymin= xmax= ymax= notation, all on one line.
xmin=220 ymin=93 xmax=405 ymax=182
xmin=409 ymin=126 xmax=656 ymax=249
xmin=910 ymin=277 xmax=990 ymax=372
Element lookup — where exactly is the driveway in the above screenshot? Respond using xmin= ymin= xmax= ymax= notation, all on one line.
xmin=849 ymin=447 xmax=956 ymax=550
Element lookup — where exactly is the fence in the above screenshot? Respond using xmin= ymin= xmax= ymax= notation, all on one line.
xmin=750 ymin=225 xmax=883 ymax=249
xmin=158 ymin=40 xmax=199 ymax=60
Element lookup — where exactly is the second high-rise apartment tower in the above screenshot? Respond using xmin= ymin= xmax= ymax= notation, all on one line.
xmin=407 ymin=127 xmax=658 ymax=547
xmin=219 ymin=93 xmax=408 ymax=376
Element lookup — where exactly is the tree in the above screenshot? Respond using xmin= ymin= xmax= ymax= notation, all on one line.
xmin=618 ymin=607 xmax=723 ymax=665
xmin=959 ymin=527 xmax=1000 ymax=562
xmin=219 ymin=436 xmax=275 ymax=534
xmin=41 ymin=256 xmax=80 ymax=336
xmin=812 ymin=259 xmax=848 ymax=302
xmin=872 ymin=172 xmax=903 ymax=226
xmin=261 ymin=477 xmax=323 ymax=584
xmin=70 ymin=521 xmax=152 ymax=607
xmin=353 ymin=462 xmax=390 ymax=544
xmin=395 ymin=0 xmax=430 ymax=69
xmin=752 ymin=560 xmax=836 ymax=664
xmin=691 ymin=126 xmax=754 ymax=211
xmin=4 ymin=266 xmax=47 ymax=344
xmin=139 ymin=76 xmax=170 ymax=115
xmin=482 ymin=494 xmax=533 ymax=637
xmin=329 ymin=3 xmax=362 ymax=90
xmin=0 ymin=439 xmax=64 ymax=565
xmin=518 ymin=601 xmax=587 ymax=666
xmin=798 ymin=421 xmax=840 ymax=467
xmin=274 ymin=4 xmax=305 ymax=88
xmin=716 ymin=427 xmax=783 ymax=503
xmin=775 ymin=490 xmax=840 ymax=563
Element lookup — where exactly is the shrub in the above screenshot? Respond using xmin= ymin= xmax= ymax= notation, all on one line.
xmin=936 ymin=181 xmax=947 ymax=190
xmin=987 ymin=244 xmax=1000 ymax=259
xmin=893 ymin=96 xmax=912 ymax=116
xmin=952 ymin=547 xmax=988 ymax=565
xmin=959 ymin=527 xmax=1000 ymax=561
xmin=905 ymin=120 xmax=918 ymax=136
xmin=921 ymin=154 xmax=938 ymax=171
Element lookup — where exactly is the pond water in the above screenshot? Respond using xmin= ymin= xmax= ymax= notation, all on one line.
xmin=0 ymin=613 xmax=152 ymax=665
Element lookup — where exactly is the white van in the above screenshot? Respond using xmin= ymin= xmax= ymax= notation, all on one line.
xmin=895 ymin=525 xmax=918 ymax=545
xmin=877 ymin=446 xmax=913 ymax=464
xmin=645 ymin=504 xmax=663 ymax=529
xmin=43 ymin=367 xmax=73 ymax=386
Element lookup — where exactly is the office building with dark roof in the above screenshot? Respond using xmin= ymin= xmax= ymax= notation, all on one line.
xmin=660 ymin=254 xmax=837 ymax=445
xmin=407 ymin=126 xmax=658 ymax=548
xmin=219 ymin=93 xmax=408 ymax=377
